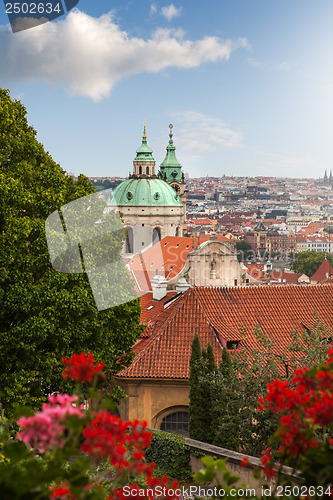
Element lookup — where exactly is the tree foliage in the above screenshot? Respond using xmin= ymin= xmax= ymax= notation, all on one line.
xmin=189 ymin=336 xmax=217 ymax=442
xmin=290 ymin=250 xmax=333 ymax=277
xmin=235 ymin=239 xmax=252 ymax=262
xmin=189 ymin=334 xmax=206 ymax=441
xmin=0 ymin=89 xmax=142 ymax=417
xmin=211 ymin=348 xmax=240 ymax=451
xmin=189 ymin=320 xmax=332 ymax=457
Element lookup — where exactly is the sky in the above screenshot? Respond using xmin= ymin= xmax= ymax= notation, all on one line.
xmin=1 ymin=0 xmax=333 ymax=179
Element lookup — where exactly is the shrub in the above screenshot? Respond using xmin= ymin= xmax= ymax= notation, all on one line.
xmin=145 ymin=430 xmax=192 ymax=481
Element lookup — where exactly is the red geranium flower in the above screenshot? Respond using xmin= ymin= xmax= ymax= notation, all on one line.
xmin=62 ymin=352 xmax=105 ymax=383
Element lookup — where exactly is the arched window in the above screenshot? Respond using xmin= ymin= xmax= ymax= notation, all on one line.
xmin=175 ymin=226 xmax=179 ymax=237
xmin=160 ymin=411 xmax=189 ymax=437
xmin=139 ymin=166 xmax=142 ymax=175
xmin=125 ymin=227 xmax=134 ymax=253
xmin=152 ymin=227 xmax=161 ymax=246
xmin=146 ymin=166 xmax=149 ymax=175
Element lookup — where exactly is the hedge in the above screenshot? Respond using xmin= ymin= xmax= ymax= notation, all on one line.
xmin=145 ymin=430 xmax=192 ymax=481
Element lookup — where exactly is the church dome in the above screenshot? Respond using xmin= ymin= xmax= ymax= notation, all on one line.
xmin=108 ymin=177 xmax=183 ymax=207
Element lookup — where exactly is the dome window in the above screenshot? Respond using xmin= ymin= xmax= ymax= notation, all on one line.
xmin=154 ymin=192 xmax=160 ymax=200
xmin=127 ymin=192 xmax=133 ymax=200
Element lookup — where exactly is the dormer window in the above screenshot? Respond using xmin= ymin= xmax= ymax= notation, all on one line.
xmin=227 ymin=340 xmax=239 ymax=350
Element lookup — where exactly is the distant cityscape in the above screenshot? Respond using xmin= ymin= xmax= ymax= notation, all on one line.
xmin=86 ymin=172 xmax=333 ymax=262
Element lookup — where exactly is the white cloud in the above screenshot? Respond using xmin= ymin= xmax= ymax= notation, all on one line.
xmin=255 ymin=151 xmax=315 ymax=177
xmin=161 ymin=4 xmax=182 ymax=21
xmin=247 ymin=58 xmax=294 ymax=72
xmin=170 ymin=111 xmax=243 ymax=162
xmin=150 ymin=3 xmax=157 ymax=14
xmin=0 ymin=10 xmax=249 ymax=100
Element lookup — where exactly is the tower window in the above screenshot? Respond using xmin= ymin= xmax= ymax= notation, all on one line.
xmin=125 ymin=227 xmax=133 ymax=254
xmin=146 ymin=166 xmax=149 ymax=175
xmin=153 ymin=227 xmax=161 ymax=245
xmin=139 ymin=166 xmax=142 ymax=175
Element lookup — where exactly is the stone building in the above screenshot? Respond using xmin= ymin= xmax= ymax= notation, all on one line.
xmin=245 ymin=222 xmax=296 ymax=258
xmin=106 ymin=125 xmax=186 ymax=254
xmin=115 ymin=285 xmax=333 ymax=436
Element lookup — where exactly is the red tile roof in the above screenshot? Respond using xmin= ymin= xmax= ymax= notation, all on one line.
xmin=279 ymin=272 xmax=302 ymax=284
xmin=116 ymin=285 xmax=333 ymax=380
xmin=127 ymin=235 xmax=230 ymax=292
xmin=311 ymin=259 xmax=333 ymax=282
xmin=188 ymin=218 xmax=213 ymax=225
xmin=139 ymin=292 xmax=178 ymax=327
xmin=243 ymin=263 xmax=267 ymax=281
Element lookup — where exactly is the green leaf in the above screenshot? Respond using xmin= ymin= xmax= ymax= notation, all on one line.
xmin=3 ymin=440 xmax=28 ymax=461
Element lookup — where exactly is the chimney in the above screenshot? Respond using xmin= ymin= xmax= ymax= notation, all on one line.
xmin=176 ymin=277 xmax=190 ymax=294
xmin=150 ymin=274 xmax=168 ymax=301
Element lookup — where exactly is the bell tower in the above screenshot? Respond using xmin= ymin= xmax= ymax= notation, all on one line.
xmin=158 ymin=124 xmax=187 ymax=234
xmin=132 ymin=121 xmax=156 ymax=178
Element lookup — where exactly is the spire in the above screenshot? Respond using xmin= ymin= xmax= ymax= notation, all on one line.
xmin=158 ymin=124 xmax=183 ymax=182
xmin=133 ymin=121 xmax=155 ymax=163
xmin=142 ymin=120 xmax=147 ymax=142
xmin=324 ymin=169 xmax=328 ymax=182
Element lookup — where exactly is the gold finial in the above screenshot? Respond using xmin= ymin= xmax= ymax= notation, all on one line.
xmin=169 ymin=123 xmax=173 ymax=138
xmin=143 ymin=120 xmax=147 ymax=138
xmin=212 ymin=220 xmax=217 ymax=234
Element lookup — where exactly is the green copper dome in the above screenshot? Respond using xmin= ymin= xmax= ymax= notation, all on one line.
xmin=159 ymin=124 xmax=183 ymax=183
xmin=108 ymin=177 xmax=183 ymax=207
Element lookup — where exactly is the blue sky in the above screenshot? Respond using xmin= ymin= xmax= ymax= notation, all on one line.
xmin=1 ymin=0 xmax=333 ymax=178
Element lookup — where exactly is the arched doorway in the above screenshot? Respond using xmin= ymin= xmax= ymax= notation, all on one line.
xmin=160 ymin=410 xmax=189 ymax=437
xmin=125 ymin=227 xmax=134 ymax=253
xmin=152 ymin=227 xmax=161 ymax=246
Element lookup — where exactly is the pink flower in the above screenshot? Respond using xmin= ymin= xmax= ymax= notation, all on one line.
xmin=17 ymin=394 xmax=83 ymax=453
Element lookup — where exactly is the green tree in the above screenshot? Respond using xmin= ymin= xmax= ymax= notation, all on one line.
xmin=235 ymin=240 xmax=252 ymax=262
xmin=206 ymin=342 xmax=216 ymax=374
xmin=211 ymin=348 xmax=240 ymax=451
xmin=290 ymin=250 xmax=333 ymax=277
xmin=0 ymin=89 xmax=142 ymax=417
xmin=189 ymin=334 xmax=205 ymax=441
xmin=189 ymin=337 xmax=218 ymax=443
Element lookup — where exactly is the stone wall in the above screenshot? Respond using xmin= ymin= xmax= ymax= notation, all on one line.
xmin=185 ymin=437 xmax=300 ymax=493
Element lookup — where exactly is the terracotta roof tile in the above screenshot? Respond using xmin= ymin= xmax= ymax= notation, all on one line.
xmin=116 ymin=285 xmax=333 ymax=381
xmin=127 ymin=236 xmax=230 ymax=292
xmin=311 ymin=259 xmax=333 ymax=281
xmin=279 ymin=272 xmax=302 ymax=284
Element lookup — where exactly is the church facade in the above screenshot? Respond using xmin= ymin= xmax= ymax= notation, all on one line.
xmin=106 ymin=124 xmax=186 ymax=254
